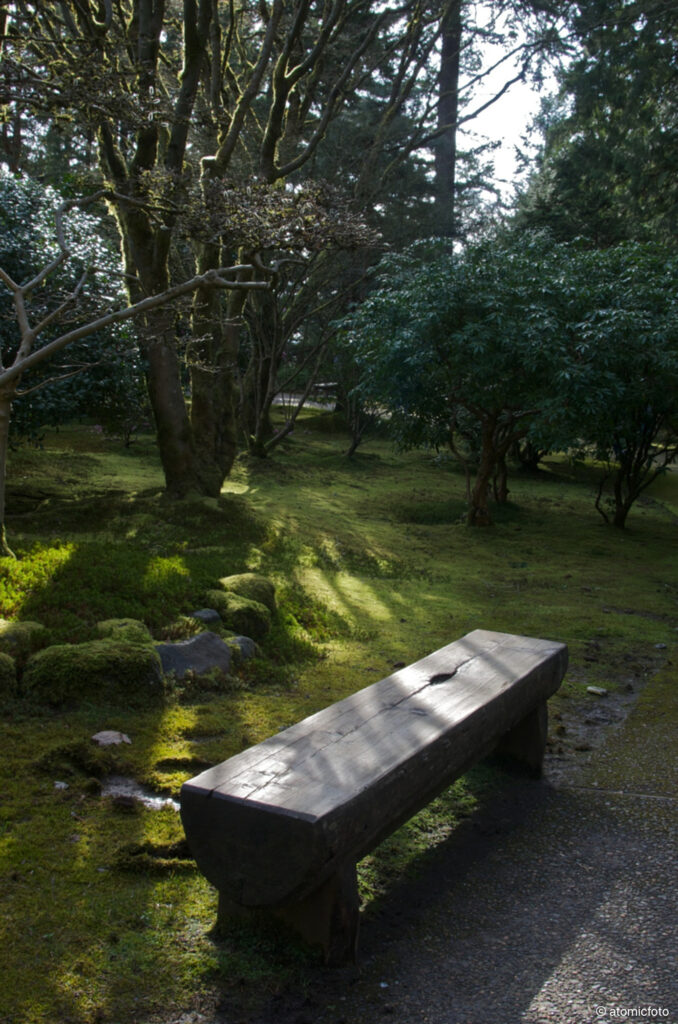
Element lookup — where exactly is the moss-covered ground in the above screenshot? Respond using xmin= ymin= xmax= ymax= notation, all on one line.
xmin=0 ymin=417 xmax=675 ymax=1024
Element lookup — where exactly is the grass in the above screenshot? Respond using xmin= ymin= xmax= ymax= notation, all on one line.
xmin=0 ymin=416 xmax=676 ymax=1024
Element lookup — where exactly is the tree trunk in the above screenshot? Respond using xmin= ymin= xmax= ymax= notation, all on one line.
xmin=434 ymin=1 xmax=463 ymax=238
xmin=493 ymin=454 xmax=509 ymax=503
xmin=142 ymin=308 xmax=200 ymax=496
xmin=189 ymin=233 xmax=251 ymax=490
xmin=0 ymin=386 xmax=17 ymax=557
xmin=466 ymin=417 xmax=520 ymax=525
xmin=467 ymin=422 xmax=496 ymax=526
xmin=241 ymin=344 xmax=276 ymax=457
xmin=110 ymin=200 xmax=206 ymax=496
xmin=612 ymin=469 xmax=632 ymax=529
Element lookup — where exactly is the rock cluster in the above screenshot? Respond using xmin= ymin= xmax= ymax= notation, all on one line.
xmin=0 ymin=572 xmax=276 ymax=706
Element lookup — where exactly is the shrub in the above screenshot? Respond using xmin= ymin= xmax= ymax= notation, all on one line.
xmin=96 ymin=618 xmax=153 ymax=644
xmin=23 ymin=639 xmax=165 ymax=706
xmin=204 ymin=590 xmax=272 ymax=641
xmin=0 ymin=652 xmax=17 ymax=697
xmin=218 ymin=573 xmax=277 ymax=613
xmin=0 ymin=619 xmax=50 ymax=668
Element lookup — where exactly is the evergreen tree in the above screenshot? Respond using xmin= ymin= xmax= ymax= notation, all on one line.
xmin=517 ymin=0 xmax=678 ymax=246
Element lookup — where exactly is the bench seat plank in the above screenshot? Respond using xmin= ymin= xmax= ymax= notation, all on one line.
xmin=180 ymin=630 xmax=567 ymax=911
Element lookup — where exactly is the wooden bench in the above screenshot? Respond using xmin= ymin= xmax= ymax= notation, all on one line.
xmin=180 ymin=629 xmax=567 ymax=964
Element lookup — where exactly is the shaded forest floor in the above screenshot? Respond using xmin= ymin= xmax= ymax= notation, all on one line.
xmin=0 ymin=413 xmax=676 ymax=1024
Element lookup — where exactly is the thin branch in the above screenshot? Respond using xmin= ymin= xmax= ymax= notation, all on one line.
xmin=29 ymin=267 xmax=89 ymax=341
xmin=0 ymin=266 xmax=269 ymax=390
xmin=15 ymin=359 xmax=107 ymax=397
xmin=264 ymin=343 xmax=328 ymax=454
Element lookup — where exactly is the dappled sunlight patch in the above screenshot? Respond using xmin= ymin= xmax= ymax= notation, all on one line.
xmin=220 ymin=480 xmax=250 ymax=495
xmin=139 ymin=705 xmax=204 ymax=788
xmin=358 ymin=773 xmax=488 ymax=909
xmin=333 ymin=573 xmax=393 ymax=622
xmin=299 ymin=566 xmax=375 ymax=630
xmin=142 ymin=553 xmax=190 ymax=590
xmin=0 ymin=541 xmax=76 ymax=620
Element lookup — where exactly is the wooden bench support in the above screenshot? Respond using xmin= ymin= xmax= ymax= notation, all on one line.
xmin=277 ymin=862 xmax=359 ymax=966
xmin=494 ymin=700 xmax=548 ymax=777
xmin=181 ymin=630 xmax=567 ymax=964
xmin=216 ymin=863 xmax=360 ymax=966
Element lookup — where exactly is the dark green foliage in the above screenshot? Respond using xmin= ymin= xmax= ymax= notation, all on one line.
xmin=0 ymin=173 xmax=146 ymax=442
xmin=542 ymin=241 xmax=678 ymax=526
xmin=342 ymin=232 xmax=569 ymax=522
xmin=0 ymin=617 xmax=50 ymax=666
xmin=517 ymin=0 xmax=678 ymax=246
xmin=0 ymin=651 xmax=17 ymax=696
xmin=342 ymin=231 xmax=678 ymax=526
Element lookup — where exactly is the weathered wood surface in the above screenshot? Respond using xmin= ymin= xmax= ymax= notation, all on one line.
xmin=180 ymin=629 xmax=567 ymax=915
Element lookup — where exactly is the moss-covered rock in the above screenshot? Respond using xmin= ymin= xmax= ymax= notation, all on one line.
xmin=34 ymin=739 xmax=126 ymax=779
xmin=0 ymin=652 xmax=17 ymax=697
xmin=96 ymin=618 xmax=153 ymax=644
xmin=205 ymin=589 xmax=272 ymax=641
xmin=0 ymin=619 xmax=50 ymax=666
xmin=23 ymin=640 xmax=164 ymax=707
xmin=218 ymin=572 xmax=277 ymax=614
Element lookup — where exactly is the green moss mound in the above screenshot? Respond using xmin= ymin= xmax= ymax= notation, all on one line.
xmin=218 ymin=572 xmax=277 ymax=614
xmin=23 ymin=639 xmax=164 ymax=707
xmin=0 ymin=651 xmax=17 ymax=697
xmin=204 ymin=590 xmax=272 ymax=641
xmin=0 ymin=618 xmax=50 ymax=666
xmin=35 ymin=739 xmax=127 ymax=780
xmin=96 ymin=618 xmax=153 ymax=644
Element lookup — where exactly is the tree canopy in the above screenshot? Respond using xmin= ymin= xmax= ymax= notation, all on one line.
xmin=342 ymin=231 xmax=678 ymax=526
xmin=516 ymin=0 xmax=678 ymax=246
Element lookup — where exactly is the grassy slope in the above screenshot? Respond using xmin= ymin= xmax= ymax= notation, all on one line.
xmin=0 ymin=418 xmax=676 ymax=1024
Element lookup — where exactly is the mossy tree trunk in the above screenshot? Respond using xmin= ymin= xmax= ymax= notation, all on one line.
xmin=108 ymin=195 xmax=204 ymax=496
xmin=189 ymin=242 xmax=251 ymax=492
xmin=94 ymin=3 xmax=219 ymax=497
xmin=0 ymin=386 xmax=17 ymax=557
xmin=464 ymin=412 xmax=531 ymax=526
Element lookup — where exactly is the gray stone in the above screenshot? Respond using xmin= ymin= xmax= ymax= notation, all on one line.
xmin=92 ymin=730 xmax=132 ymax=747
xmin=190 ymin=608 xmax=222 ymax=625
xmin=155 ymin=632 xmax=232 ymax=680
xmin=230 ymin=635 xmax=259 ymax=661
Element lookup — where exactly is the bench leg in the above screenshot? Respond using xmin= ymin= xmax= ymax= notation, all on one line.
xmin=276 ymin=861 xmax=360 ymax=966
xmin=216 ymin=862 xmax=360 ymax=967
xmin=495 ymin=700 xmax=548 ymax=777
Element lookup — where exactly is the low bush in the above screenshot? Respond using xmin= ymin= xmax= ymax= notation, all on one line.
xmin=204 ymin=590 xmax=272 ymax=641
xmin=23 ymin=639 xmax=165 ymax=706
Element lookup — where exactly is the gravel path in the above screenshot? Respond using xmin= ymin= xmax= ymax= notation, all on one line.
xmin=280 ymin=785 xmax=677 ymax=1024
xmin=186 ymin=666 xmax=678 ymax=1024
